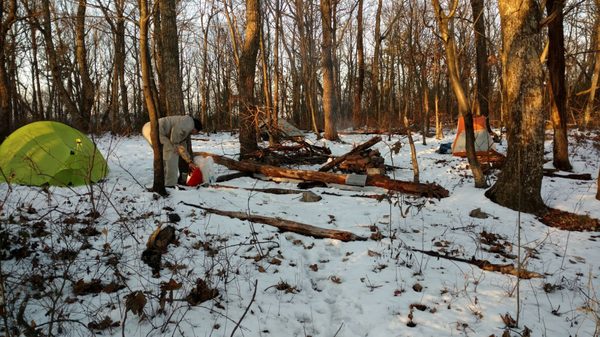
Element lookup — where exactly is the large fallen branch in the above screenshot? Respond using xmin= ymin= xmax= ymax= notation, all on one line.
xmin=319 ymin=136 xmax=381 ymax=172
xmin=193 ymin=152 xmax=449 ymax=198
xmin=181 ymin=202 xmax=366 ymax=242
xmin=412 ymin=248 xmax=544 ymax=279
xmin=543 ymin=169 xmax=592 ymax=181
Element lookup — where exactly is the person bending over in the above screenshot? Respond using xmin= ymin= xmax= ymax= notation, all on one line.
xmin=142 ymin=115 xmax=201 ymax=187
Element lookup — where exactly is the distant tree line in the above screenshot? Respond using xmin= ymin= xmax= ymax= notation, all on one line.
xmin=0 ymin=0 xmax=597 ymax=138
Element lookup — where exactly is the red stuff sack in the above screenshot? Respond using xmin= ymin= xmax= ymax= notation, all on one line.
xmin=186 ymin=168 xmax=203 ymax=186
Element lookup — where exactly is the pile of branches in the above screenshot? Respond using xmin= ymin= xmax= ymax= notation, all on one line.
xmin=248 ymin=140 xmax=331 ymax=166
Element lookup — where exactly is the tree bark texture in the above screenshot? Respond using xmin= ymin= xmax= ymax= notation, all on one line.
xmin=194 ymin=152 xmax=449 ymax=198
xmin=583 ymin=0 xmax=600 ymax=129
xmin=159 ymin=0 xmax=185 ymax=118
xmin=238 ymin=0 xmax=261 ymax=158
xmin=320 ymin=0 xmax=338 ymax=141
xmin=470 ymin=0 xmax=491 ymax=130
xmin=75 ymin=0 xmax=94 ymax=131
xmin=0 ymin=0 xmax=16 ymax=140
xmin=486 ymin=0 xmax=546 ymax=214
xmin=139 ymin=0 xmax=166 ymax=196
xmin=545 ymin=0 xmax=572 ymax=171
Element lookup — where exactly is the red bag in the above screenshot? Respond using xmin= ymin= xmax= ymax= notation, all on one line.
xmin=186 ymin=168 xmax=203 ymax=186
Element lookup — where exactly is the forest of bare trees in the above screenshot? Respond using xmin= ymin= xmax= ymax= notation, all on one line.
xmin=0 ymin=0 xmax=597 ymax=135
xmin=0 ymin=0 xmax=599 ymax=206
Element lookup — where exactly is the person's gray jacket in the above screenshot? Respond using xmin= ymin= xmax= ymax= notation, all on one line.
xmin=156 ymin=115 xmax=195 ymax=164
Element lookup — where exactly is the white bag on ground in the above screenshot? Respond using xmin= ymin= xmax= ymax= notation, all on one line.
xmin=193 ymin=156 xmax=215 ymax=184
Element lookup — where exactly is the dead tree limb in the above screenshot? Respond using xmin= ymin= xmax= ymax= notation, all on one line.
xmin=181 ymin=202 xmax=367 ymax=241
xmin=193 ymin=152 xmax=449 ymax=198
xmin=211 ymin=184 xmax=305 ymax=195
xmin=319 ymin=136 xmax=381 ymax=172
xmin=543 ymin=169 xmax=592 ymax=180
xmin=412 ymin=248 xmax=544 ymax=279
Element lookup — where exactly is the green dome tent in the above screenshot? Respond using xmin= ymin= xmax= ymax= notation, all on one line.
xmin=0 ymin=121 xmax=108 ymax=186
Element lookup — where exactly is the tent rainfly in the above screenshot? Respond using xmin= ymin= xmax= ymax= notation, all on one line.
xmin=451 ymin=116 xmax=494 ymax=156
xmin=0 ymin=121 xmax=108 ymax=186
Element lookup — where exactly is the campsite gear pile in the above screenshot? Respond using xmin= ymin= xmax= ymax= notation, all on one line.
xmin=0 ymin=121 xmax=108 ymax=186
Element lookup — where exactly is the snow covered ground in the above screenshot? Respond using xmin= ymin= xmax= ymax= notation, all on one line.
xmin=1 ymin=128 xmax=599 ymax=337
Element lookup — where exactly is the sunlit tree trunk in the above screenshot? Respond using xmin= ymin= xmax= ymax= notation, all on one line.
xmin=486 ymin=0 xmax=546 ymax=214
xmin=0 ymin=0 xmax=16 ymax=140
xmin=545 ymin=0 xmax=572 ymax=171
xmin=583 ymin=0 xmax=600 ymax=129
xmin=139 ymin=0 xmax=166 ymax=195
xmin=320 ymin=0 xmax=338 ymax=141
xmin=432 ymin=0 xmax=487 ymax=188
xmin=352 ymin=0 xmax=364 ymax=129
xmin=238 ymin=0 xmax=261 ymax=158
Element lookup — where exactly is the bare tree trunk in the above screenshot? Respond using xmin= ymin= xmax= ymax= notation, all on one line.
xmin=238 ymin=0 xmax=261 ymax=158
xmin=404 ymin=111 xmax=420 ymax=184
xmin=583 ymin=0 xmax=600 ymax=129
xmin=294 ymin=0 xmax=320 ymax=136
xmin=320 ymin=0 xmax=338 ymax=141
xmin=597 ymin=167 xmax=600 ymax=200
xmin=470 ymin=0 xmax=491 ymax=131
xmin=432 ymin=0 xmax=487 ymax=188
xmin=99 ymin=0 xmax=127 ymax=132
xmin=486 ymin=0 xmax=546 ymax=214
xmin=435 ymin=92 xmax=443 ymax=139
xmin=28 ymin=22 xmax=43 ymax=120
xmin=139 ymin=0 xmax=166 ymax=196
xmin=200 ymin=11 xmax=216 ymax=130
xmin=0 ymin=0 xmax=16 ymax=140
xmin=39 ymin=0 xmax=87 ymax=131
xmin=259 ymin=23 xmax=274 ymax=144
xmin=545 ymin=0 xmax=572 ymax=171
xmin=159 ymin=0 xmax=185 ymax=118
xmin=352 ymin=0 xmax=364 ymax=129
xmin=273 ymin=0 xmax=281 ymax=134
xmin=75 ymin=0 xmax=94 ymax=131
xmin=370 ymin=0 xmax=383 ymax=125
xmin=422 ymin=77 xmax=429 ymax=145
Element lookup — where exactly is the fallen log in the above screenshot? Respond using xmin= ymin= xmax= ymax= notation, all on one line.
xmin=181 ymin=202 xmax=366 ymax=242
xmin=543 ymin=169 xmax=592 ymax=181
xmin=193 ymin=152 xmax=449 ymax=198
xmin=412 ymin=248 xmax=544 ymax=279
xmin=216 ymin=172 xmax=252 ymax=183
xmin=211 ymin=184 xmax=305 ymax=195
xmin=319 ymin=136 xmax=381 ymax=172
